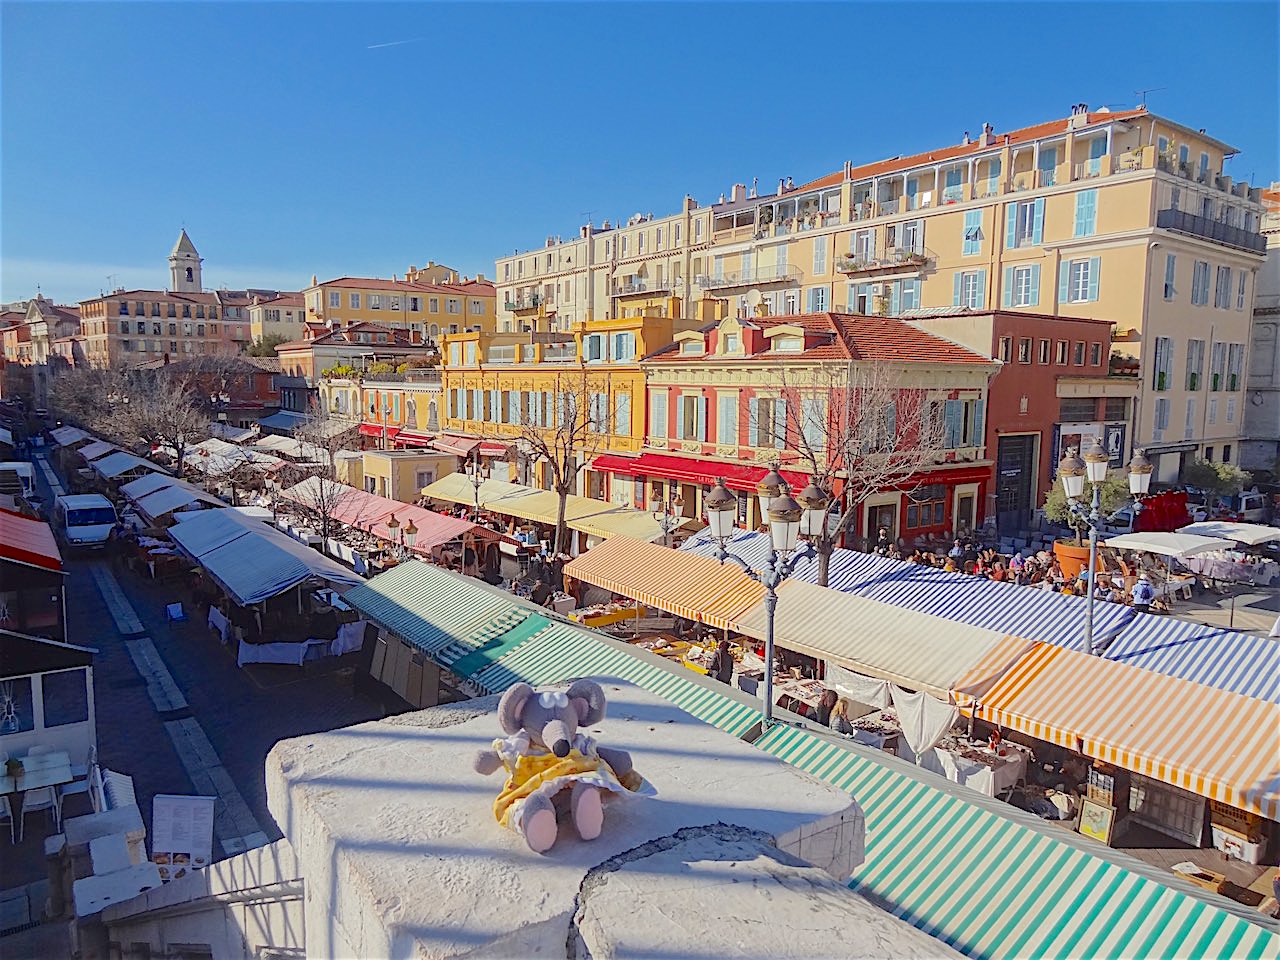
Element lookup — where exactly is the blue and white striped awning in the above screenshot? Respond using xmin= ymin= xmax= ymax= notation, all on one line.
xmin=471 ymin=620 xmax=762 ymax=738
xmin=756 ymin=724 xmax=1279 ymax=960
xmin=681 ymin=530 xmax=1134 ymax=652
xmin=1102 ymin=614 xmax=1280 ymax=704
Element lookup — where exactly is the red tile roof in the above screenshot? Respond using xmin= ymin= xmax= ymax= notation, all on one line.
xmin=255 ymin=294 xmax=305 ymax=308
xmin=793 ymin=110 xmax=1149 ymax=194
xmin=81 ymin=289 xmax=219 ymax=306
xmin=314 ymin=277 xmax=495 ymax=296
xmin=647 ymin=313 xmax=992 ymax=365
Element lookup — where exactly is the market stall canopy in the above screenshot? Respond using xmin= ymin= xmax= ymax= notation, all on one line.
xmin=429 ymin=434 xmax=510 ymax=458
xmin=251 ymin=434 xmax=329 ymax=462
xmin=421 ymin=473 xmax=687 ymax=543
xmin=167 ymin=508 xmax=360 ymax=604
xmin=92 ymin=451 xmax=164 ymax=480
xmin=50 ymin=426 xmax=89 ymax=446
xmin=77 ymin=440 xmax=119 ymax=462
xmin=1178 ymin=521 xmax=1280 ymax=546
xmin=1102 ymin=615 xmax=1279 ymax=704
xmin=0 ymin=510 xmax=63 ymax=573
xmin=133 ymin=483 xmax=223 ymax=523
xmin=733 ymin=579 xmax=1034 ymax=702
xmin=964 ymin=641 xmax=1280 ymax=818
xmin=280 ymin=477 xmax=483 ymax=551
xmin=120 ymin=472 xmax=179 ymax=501
xmin=1103 ymin=532 xmax=1233 ymax=558
xmin=0 ymin=426 xmax=13 ymax=447
xmin=681 ymin=529 xmax=1135 ymax=652
xmin=208 ymin=422 xmax=257 ymax=443
xmin=562 ymin=535 xmax=762 ymax=629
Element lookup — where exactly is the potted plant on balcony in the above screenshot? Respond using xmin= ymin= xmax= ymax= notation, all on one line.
xmin=1043 ymin=469 xmax=1130 ymax=576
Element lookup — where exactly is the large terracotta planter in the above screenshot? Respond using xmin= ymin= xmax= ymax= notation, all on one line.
xmin=1052 ymin=539 xmax=1104 ymax=578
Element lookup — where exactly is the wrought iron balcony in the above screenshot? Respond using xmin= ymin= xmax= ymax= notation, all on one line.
xmin=1156 ymin=209 xmax=1266 ymax=254
xmin=695 ymin=264 xmax=803 ymax=291
xmin=504 ymin=293 xmax=544 ymax=312
xmin=612 ymin=277 xmax=675 ymax=296
xmin=836 ymin=247 xmax=933 ymax=275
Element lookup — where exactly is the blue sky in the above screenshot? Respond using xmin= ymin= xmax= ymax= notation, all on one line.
xmin=3 ymin=2 xmax=1276 ymax=304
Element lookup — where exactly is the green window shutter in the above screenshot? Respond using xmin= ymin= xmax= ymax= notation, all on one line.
xmin=1031 ymin=198 xmax=1045 ymax=245
xmin=1003 ymin=267 xmax=1015 ymax=308
xmin=953 ymin=271 xmax=963 ymax=306
xmin=1005 ymin=204 xmax=1017 ymax=248
xmin=1059 ymin=260 xmax=1072 ymax=303
xmin=1029 ymin=264 xmax=1041 ymax=306
xmin=1087 ymin=257 xmax=1101 ymax=301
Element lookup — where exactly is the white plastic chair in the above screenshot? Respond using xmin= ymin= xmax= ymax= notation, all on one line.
xmin=20 ymin=745 xmax=63 ymax=839
xmin=60 ymin=745 xmax=97 ymax=806
xmin=0 ymin=796 xmax=15 ymax=844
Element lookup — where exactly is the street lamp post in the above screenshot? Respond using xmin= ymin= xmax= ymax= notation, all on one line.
xmin=386 ymin=513 xmax=400 ymax=557
xmin=652 ymin=490 xmax=684 ymax=547
xmin=464 ymin=448 xmax=489 ymax=518
xmin=705 ymin=465 xmax=825 ymax=728
xmin=264 ymin=475 xmax=278 ymax=523
xmin=1058 ymin=442 xmax=1153 ymax=653
xmin=382 ymin=404 xmax=392 ymax=451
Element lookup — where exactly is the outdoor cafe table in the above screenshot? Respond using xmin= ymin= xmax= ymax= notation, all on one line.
xmin=916 ymin=738 xmax=1028 ymax=799
xmin=1 ymin=750 xmax=73 ymax=793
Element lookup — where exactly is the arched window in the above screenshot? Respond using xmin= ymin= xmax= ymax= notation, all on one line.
xmin=335 ymin=391 xmax=347 ymax=413
xmin=185 ymin=267 xmax=193 ymax=282
xmin=429 ymin=323 xmax=439 ymax=339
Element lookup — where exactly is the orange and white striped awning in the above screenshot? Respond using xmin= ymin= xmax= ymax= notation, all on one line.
xmin=563 ymin=536 xmax=762 ymax=630
xmin=962 ymin=642 xmax=1280 ymax=818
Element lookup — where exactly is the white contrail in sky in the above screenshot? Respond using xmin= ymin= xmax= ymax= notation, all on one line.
xmin=366 ymin=38 xmax=422 ymax=50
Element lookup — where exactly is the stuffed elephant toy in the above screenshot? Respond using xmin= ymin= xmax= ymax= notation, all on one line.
xmin=474 ymin=679 xmax=650 ymax=853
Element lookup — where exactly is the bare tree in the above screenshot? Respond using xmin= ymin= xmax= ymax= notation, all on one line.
xmin=480 ymin=366 xmax=609 ymax=554
xmin=107 ymin=370 xmax=211 ymax=479
xmin=764 ymin=358 xmax=950 ymax=585
xmin=280 ymin=407 xmax=362 ymax=543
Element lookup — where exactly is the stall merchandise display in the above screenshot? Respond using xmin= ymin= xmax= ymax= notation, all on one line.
xmin=570 ymin=601 xmax=646 ymax=628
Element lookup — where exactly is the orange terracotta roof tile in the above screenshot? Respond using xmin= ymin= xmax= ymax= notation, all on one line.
xmin=315 ymin=277 xmax=495 ymax=296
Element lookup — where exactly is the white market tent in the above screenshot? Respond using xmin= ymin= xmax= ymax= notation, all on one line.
xmin=50 ymin=426 xmax=89 ymax=446
xmin=77 ymin=440 xmax=119 ymax=461
xmin=133 ymin=484 xmax=223 ymax=523
xmin=93 ymin=451 xmax=165 ymax=480
xmin=1103 ymin=532 xmax=1233 ymax=558
xmin=167 ymin=509 xmax=361 ymax=605
xmin=120 ymin=472 xmax=179 ymax=501
xmin=1178 ymin=521 xmax=1280 ymax=547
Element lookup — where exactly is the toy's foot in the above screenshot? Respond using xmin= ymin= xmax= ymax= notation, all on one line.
xmin=571 ymin=783 xmax=603 ymax=841
xmin=524 ymin=808 xmax=557 ymax=853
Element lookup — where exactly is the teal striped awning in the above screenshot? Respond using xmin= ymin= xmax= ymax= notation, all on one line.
xmin=450 ymin=614 xmax=551 ymax=681
xmin=472 ymin=622 xmax=762 ymax=739
xmin=344 ymin=561 xmax=534 ymax=660
xmin=755 ymin=724 xmax=1279 ymax=960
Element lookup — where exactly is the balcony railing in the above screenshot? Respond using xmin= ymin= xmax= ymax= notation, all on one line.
xmin=613 ymin=277 xmax=674 ymax=296
xmin=1156 ymin=208 xmax=1266 ymax=254
xmin=504 ymin=293 xmax=543 ymax=312
xmin=837 ymin=248 xmax=932 ymax=275
xmin=541 ymin=343 xmax=578 ymax=362
xmin=696 ymin=264 xmax=803 ymax=290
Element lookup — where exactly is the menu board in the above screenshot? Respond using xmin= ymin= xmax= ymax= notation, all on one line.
xmin=151 ymin=794 xmax=216 ymax=881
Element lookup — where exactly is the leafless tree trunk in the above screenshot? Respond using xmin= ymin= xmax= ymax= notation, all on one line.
xmin=764 ymin=359 xmax=949 ymax=585
xmin=285 ymin=409 xmax=361 ymax=543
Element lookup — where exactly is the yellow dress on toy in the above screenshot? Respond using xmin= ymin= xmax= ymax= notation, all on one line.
xmin=491 ymin=732 xmax=650 ymax=834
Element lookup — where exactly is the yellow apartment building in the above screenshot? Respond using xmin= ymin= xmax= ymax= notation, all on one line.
xmin=438 ymin=298 xmax=701 ymax=497
xmin=695 ymin=106 xmax=1265 ymax=482
xmin=493 ymin=198 xmax=716 ymax=333
xmin=317 ymin=373 xmax=444 ymax=448
xmin=301 ymin=272 xmax=497 ymax=344
xmin=248 ymin=293 xmax=307 ymax=344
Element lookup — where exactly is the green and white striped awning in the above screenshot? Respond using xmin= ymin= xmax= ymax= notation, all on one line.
xmin=345 ymin=561 xmax=535 ymax=660
xmin=756 ymin=724 xmax=1279 ymax=960
xmin=471 ymin=621 xmax=762 ymax=739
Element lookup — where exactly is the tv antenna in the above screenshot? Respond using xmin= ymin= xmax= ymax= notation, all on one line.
xmin=1133 ymin=87 xmax=1166 ymax=109
xmin=580 ymin=210 xmax=595 ymax=225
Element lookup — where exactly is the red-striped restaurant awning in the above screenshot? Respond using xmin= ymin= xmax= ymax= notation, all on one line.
xmin=589 ymin=453 xmax=808 ymax=493
xmin=394 ymin=430 xmax=436 ymax=448
xmin=430 ymin=434 xmax=510 ymax=458
xmin=358 ymin=423 xmax=401 ymax=440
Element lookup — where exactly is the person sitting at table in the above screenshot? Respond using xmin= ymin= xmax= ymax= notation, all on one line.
xmin=530 ymin=579 xmax=552 ymax=607
xmin=1131 ymin=575 xmax=1155 ymax=613
xmin=815 ymin=688 xmax=838 ymax=727
xmin=829 ymin=697 xmax=855 ymax=736
xmin=948 ymin=539 xmax=964 ymax=560
xmin=874 ymin=527 xmax=893 ymax=555
xmin=943 ymin=556 xmax=960 ymax=573
xmin=708 ymin=640 xmax=734 ymax=685
xmin=989 ymin=562 xmax=1007 ymax=582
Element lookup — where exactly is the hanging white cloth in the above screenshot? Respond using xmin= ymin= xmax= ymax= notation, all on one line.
xmin=825 ymin=661 xmax=892 ymax=709
xmin=890 ymin=686 xmax=959 ymax=758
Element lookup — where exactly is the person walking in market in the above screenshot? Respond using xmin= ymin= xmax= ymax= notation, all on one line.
xmin=1131 ymin=575 xmax=1156 ymax=613
xmin=708 ymin=640 xmax=734 ymax=685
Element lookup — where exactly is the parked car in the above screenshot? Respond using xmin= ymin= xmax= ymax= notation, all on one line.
xmin=55 ymin=493 xmax=118 ymax=550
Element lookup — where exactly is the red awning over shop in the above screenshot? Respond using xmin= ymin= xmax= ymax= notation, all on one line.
xmin=394 ymin=430 xmax=436 ymax=448
xmin=358 ymin=423 xmax=401 ymax=440
xmin=590 ymin=453 xmax=808 ymax=493
xmin=430 ymin=434 xmax=510 ymax=458
xmin=0 ymin=509 xmax=64 ymax=574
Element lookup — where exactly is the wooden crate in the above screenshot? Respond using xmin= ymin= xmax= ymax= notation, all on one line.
xmin=1209 ymin=799 xmax=1263 ymax=837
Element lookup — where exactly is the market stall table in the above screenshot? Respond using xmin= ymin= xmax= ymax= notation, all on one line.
xmin=237 ymin=638 xmax=333 ymax=667
xmin=570 ymin=602 xmax=646 ymax=628
xmin=916 ymin=736 xmax=1029 ymax=799
xmin=849 ymin=710 xmax=903 ymax=752
xmin=1181 ymin=552 xmax=1279 ymax=586
xmin=1 ymin=749 xmax=72 ymax=793
xmin=207 ymin=606 xmax=230 ymax=643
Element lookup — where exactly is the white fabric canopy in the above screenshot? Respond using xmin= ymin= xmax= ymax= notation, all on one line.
xmin=1103 ymin=532 xmax=1233 ymax=558
xmin=890 ymin=686 xmax=959 ymax=758
xmin=824 ymin=661 xmax=892 ymax=709
xmin=1177 ymin=521 xmax=1280 ymax=547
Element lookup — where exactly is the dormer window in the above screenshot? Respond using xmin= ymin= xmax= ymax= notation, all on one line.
xmin=774 ymin=336 xmax=804 ymax=353
xmin=680 ymin=340 xmax=704 ymax=355
xmin=722 ymin=333 xmax=739 ymax=353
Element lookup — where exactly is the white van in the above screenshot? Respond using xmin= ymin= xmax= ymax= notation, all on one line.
xmin=55 ymin=494 xmax=118 ymax=549
xmin=0 ymin=461 xmax=35 ymax=498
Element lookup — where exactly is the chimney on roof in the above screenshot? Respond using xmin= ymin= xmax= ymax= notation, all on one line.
xmin=778 ymin=178 xmax=785 ymax=196
xmin=311 ymin=274 xmax=317 ymax=286
xmin=843 ymin=160 xmax=853 ymax=180
xmin=731 ymin=183 xmax=746 ymax=203
xmin=476 ymin=273 xmax=486 ymax=282
xmin=980 ymin=123 xmax=994 ymax=146
xmin=962 ymin=131 xmax=971 ymax=145
xmin=428 ymin=261 xmax=436 ymax=268
xmin=1068 ymin=103 xmax=1091 ymax=129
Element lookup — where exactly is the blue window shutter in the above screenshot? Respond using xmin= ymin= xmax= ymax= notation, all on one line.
xmin=953 ymin=271 xmax=963 ymax=306
xmin=975 ymin=269 xmax=987 ymax=308
xmin=944 ymin=399 xmax=962 ymax=448
xmin=1032 ymin=198 xmax=1045 ymax=245
xmin=1002 ymin=267 xmax=1014 ymax=307
xmin=1087 ymin=257 xmax=1101 ymax=301
xmin=1005 ymin=204 xmax=1017 ymax=248
xmin=889 ymin=282 xmax=901 ymax=316
xmin=884 ymin=402 xmax=896 ymax=442
xmin=774 ymin=398 xmax=787 ymax=448
xmin=696 ymin=397 xmax=706 ymax=441
xmin=972 ymin=400 xmax=985 ymax=446
xmin=1029 ymin=264 xmax=1041 ymax=306
xmin=1074 ymin=192 xmax=1085 ymax=236
xmin=748 ymin=399 xmax=759 ymax=447
xmin=1059 ymin=260 xmax=1072 ymax=304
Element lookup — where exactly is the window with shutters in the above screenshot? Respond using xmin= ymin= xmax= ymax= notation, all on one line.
xmin=1153 ymin=397 xmax=1170 ymax=435
xmin=464 ymin=342 xmax=477 ymax=365
xmin=812 ymin=240 xmax=826 ymax=275
xmin=1073 ymin=189 xmax=1098 ymax=237
xmin=650 ymin=391 xmax=668 ymax=439
xmin=611 ymin=332 xmax=635 ymax=361
xmin=678 ymin=394 xmax=703 ymax=440
xmin=1214 ymin=266 xmax=1233 ymax=309
xmin=1163 ymin=254 xmax=1177 ymax=300
xmin=1018 ymin=338 xmax=1033 ymax=363
xmin=1038 ymin=339 xmax=1051 ymax=364
xmin=1061 ymin=258 xmax=1100 ymax=303
xmin=800 ymin=395 xmax=826 ymax=451
xmin=750 ymin=397 xmax=786 ymax=448
xmin=1005 ymin=264 xmax=1039 ymax=307
xmin=1008 ymin=199 xmax=1044 ymax=248
xmin=614 ymin=393 xmax=631 ymax=436
xmin=1209 ymin=341 xmax=1226 ymax=390
xmin=1184 ymin=398 xmax=1197 ymax=439
xmin=1185 ymin=339 xmax=1204 ymax=390
xmin=1153 ymin=337 xmax=1173 ymax=389
xmin=585 ymin=334 xmax=604 ymax=362
xmin=806 ymin=287 xmax=828 ymax=312
xmin=1237 ymin=272 xmax=1247 ymax=310
xmin=1227 ymin=343 xmax=1244 ymax=391
xmin=717 ymin=393 xmax=738 ymax=445
xmin=1191 ymin=261 xmax=1210 ymax=305
xmin=1208 ymin=397 xmax=1218 ymax=425
xmin=962 ymin=210 xmax=983 ymax=255
xmin=954 ymin=270 xmax=985 ymax=309
xmin=1226 ymin=398 xmax=1237 ymax=423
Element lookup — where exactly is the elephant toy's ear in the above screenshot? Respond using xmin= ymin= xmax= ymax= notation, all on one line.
xmin=566 ymin=679 xmax=607 ymax=726
xmin=497 ymin=682 xmax=535 ymax=734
